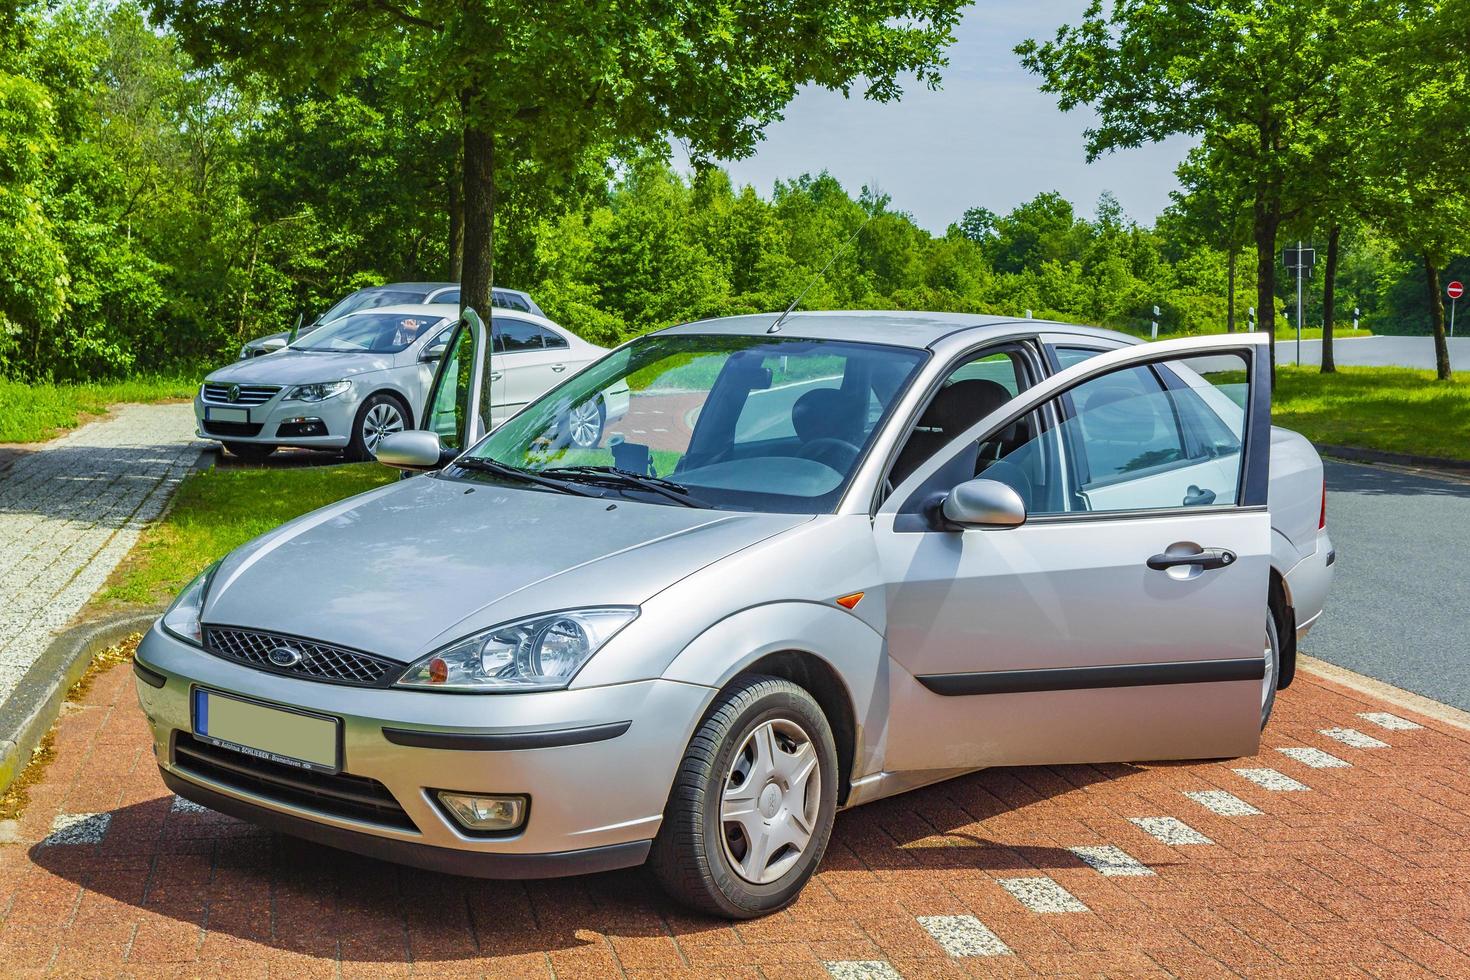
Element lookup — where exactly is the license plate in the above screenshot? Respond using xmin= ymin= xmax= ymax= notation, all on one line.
xmin=192 ymin=688 xmax=341 ymax=773
xmin=206 ymin=406 xmax=249 ymax=424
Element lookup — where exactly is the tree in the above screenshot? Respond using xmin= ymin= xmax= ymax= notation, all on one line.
xmin=151 ymin=0 xmax=968 ymax=315
xmin=1167 ymin=148 xmax=1254 ymax=334
xmin=1018 ymin=0 xmax=1387 ymax=373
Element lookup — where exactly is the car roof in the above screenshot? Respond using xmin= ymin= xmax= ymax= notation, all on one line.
xmin=338 ymin=303 xmax=459 ymax=318
xmin=369 ymin=282 xmax=535 ymax=299
xmin=657 ymin=310 xmax=1138 ymax=350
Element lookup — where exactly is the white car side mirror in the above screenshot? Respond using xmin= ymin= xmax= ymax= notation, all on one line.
xmin=941 ymin=478 xmax=1027 ymax=529
xmin=374 ymin=430 xmax=446 ymax=470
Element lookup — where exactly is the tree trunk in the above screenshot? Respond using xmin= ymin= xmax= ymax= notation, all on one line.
xmin=1226 ymin=248 xmax=1236 ymax=333
xmin=1424 ymin=254 xmax=1452 ymax=381
xmin=460 ymin=117 xmax=495 ymax=314
xmin=448 ymin=145 xmax=464 ymax=281
xmin=1320 ymin=224 xmax=1339 ymax=374
xmin=1253 ymin=194 xmax=1280 ymax=381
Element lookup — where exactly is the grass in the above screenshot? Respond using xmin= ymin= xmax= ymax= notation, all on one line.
xmin=1273 ymin=365 xmax=1470 ymax=461
xmin=0 ymin=375 xmax=200 ymax=443
xmin=98 ymin=463 xmax=396 ymax=612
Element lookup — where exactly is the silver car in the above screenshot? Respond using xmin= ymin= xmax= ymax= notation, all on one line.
xmin=138 ymin=311 xmax=1334 ymax=918
xmin=197 ymin=304 xmax=614 ymax=461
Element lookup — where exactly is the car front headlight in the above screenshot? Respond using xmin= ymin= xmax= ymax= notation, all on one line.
xmin=238 ymin=346 xmax=249 ymax=360
xmin=160 ymin=561 xmax=221 ymax=646
xmin=284 ymin=381 xmax=351 ymax=402
xmin=396 ymin=608 xmax=638 ymax=692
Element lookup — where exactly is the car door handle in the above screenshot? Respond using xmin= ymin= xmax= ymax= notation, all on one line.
xmin=1147 ymin=548 xmax=1237 ymax=571
xmin=489 ymin=371 xmax=503 ymax=382
xmin=550 ymin=363 xmax=567 ymax=373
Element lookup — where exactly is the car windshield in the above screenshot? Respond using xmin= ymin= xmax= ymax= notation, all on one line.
xmin=293 ymin=312 xmax=444 ymax=353
xmin=316 ymin=287 xmax=427 ymax=324
xmin=459 ymin=334 xmax=928 ymax=513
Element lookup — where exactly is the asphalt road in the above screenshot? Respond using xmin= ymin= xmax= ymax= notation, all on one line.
xmin=1279 ymin=334 xmax=1470 ymax=370
xmin=1303 ymin=458 xmax=1470 ymax=711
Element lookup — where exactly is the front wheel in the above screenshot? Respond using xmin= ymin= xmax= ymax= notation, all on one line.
xmin=650 ymin=675 xmax=838 ymax=919
xmin=347 ymin=393 xmax=407 ymax=462
xmin=1262 ymin=608 xmax=1282 ymax=729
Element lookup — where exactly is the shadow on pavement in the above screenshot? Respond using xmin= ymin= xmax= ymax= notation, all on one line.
xmin=208 ymin=445 xmax=350 ymax=471
xmin=30 ymin=762 xmax=1159 ymax=963
xmin=1324 ymin=459 xmax=1470 ymax=499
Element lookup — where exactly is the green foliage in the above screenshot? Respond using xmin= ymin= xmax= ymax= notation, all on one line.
xmin=1273 ymin=365 xmax=1470 ymax=460
xmin=0 ymin=374 xmax=197 ymax=442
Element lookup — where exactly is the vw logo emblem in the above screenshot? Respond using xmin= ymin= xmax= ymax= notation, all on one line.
xmin=267 ymin=645 xmax=303 ymax=668
xmin=227 ymin=383 xmax=242 ymax=403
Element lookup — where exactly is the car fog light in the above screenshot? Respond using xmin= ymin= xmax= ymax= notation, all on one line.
xmin=436 ymin=792 xmax=527 ymax=833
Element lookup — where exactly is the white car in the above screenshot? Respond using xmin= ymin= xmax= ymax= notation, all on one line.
xmin=197 ymin=304 xmax=616 ymax=461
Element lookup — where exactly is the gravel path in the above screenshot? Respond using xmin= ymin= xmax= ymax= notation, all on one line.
xmin=0 ymin=403 xmax=202 ymax=695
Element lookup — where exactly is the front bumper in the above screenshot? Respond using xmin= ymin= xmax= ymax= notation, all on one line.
xmin=134 ymin=622 xmax=711 ymax=877
xmin=194 ymin=390 xmax=356 ymax=449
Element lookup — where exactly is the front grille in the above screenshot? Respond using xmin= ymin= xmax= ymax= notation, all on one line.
xmin=173 ymin=733 xmax=416 ymax=831
xmin=202 ymin=420 xmax=263 ymax=437
xmin=202 ymin=383 xmax=282 ymax=405
xmin=204 ymin=625 xmax=399 ymax=688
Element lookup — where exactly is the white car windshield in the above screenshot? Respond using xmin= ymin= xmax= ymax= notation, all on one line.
xmin=293 ymin=312 xmax=444 ymax=353
xmin=459 ymin=334 xmax=928 ymax=514
xmin=317 ymin=288 xmax=426 ymax=323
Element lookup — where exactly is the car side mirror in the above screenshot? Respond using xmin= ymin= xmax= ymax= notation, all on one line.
xmin=420 ymin=344 xmax=447 ymax=363
xmin=941 ymin=478 xmax=1027 ymax=529
xmin=374 ymin=430 xmax=448 ymax=471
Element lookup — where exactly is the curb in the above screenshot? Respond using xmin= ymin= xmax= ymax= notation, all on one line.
xmin=1315 ymin=443 xmax=1470 ymax=475
xmin=1300 ymin=655 xmax=1470 ymax=733
xmin=0 ymin=611 xmax=160 ymax=794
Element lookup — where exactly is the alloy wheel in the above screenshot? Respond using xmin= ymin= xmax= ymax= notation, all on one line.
xmin=362 ymin=401 xmax=405 ymax=451
xmin=720 ymin=718 xmax=821 ymax=885
xmin=568 ymin=400 xmax=602 ymax=448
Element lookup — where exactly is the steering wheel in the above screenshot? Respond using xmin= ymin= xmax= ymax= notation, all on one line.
xmin=799 ymin=437 xmax=862 ymax=473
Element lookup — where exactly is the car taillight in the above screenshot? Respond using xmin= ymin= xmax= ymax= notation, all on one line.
xmin=1319 ymin=479 xmax=1327 ymax=530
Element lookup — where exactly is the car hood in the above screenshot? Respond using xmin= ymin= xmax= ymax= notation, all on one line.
xmin=206 ymin=350 xmax=397 ymax=385
xmin=203 ymin=476 xmax=811 ymax=662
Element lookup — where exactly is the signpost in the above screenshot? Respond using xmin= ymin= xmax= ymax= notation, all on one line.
xmin=1151 ymin=305 xmax=1160 ymax=339
xmin=1282 ymin=242 xmax=1316 ymax=365
xmin=1450 ymin=281 xmax=1463 ymax=338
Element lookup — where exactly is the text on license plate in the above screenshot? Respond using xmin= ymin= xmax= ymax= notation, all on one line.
xmin=192 ymin=688 xmax=340 ymax=773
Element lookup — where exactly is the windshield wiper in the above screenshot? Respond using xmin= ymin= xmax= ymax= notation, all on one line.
xmin=542 ymin=465 xmax=708 ymax=508
xmin=453 ymin=456 xmax=601 ymax=497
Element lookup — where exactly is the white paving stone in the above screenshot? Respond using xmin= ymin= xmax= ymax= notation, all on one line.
xmin=918 ymin=915 xmax=1012 ymax=956
xmin=1129 ymin=816 xmax=1214 ymax=845
xmin=170 ymin=794 xmax=211 ymax=815
xmin=0 ymin=404 xmax=201 ymax=698
xmin=1233 ymin=768 xmax=1311 ymax=791
xmin=1278 ymin=746 xmax=1351 ymax=769
xmin=1184 ymin=790 xmax=1263 ymax=816
xmin=823 ymin=962 xmax=902 ymax=980
xmin=1320 ymin=727 xmax=1389 ymax=749
xmin=1358 ymin=712 xmax=1422 ymax=731
xmin=1068 ymin=845 xmax=1155 ymax=877
xmin=997 ymin=876 xmax=1089 ymax=913
xmin=43 ymin=812 xmax=111 ymax=845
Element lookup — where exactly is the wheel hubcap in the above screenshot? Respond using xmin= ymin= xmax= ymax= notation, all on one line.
xmin=569 ymin=402 xmax=601 ymax=448
xmin=720 ymin=719 xmax=820 ymax=885
xmin=363 ymin=403 xmax=404 ymax=450
xmin=1262 ymin=627 xmax=1275 ymax=710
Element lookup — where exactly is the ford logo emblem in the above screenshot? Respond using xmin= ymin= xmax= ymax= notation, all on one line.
xmin=267 ymin=645 xmax=303 ymax=668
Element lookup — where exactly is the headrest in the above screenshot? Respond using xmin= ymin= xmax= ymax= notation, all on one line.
xmin=792 ymin=388 xmax=854 ymax=444
xmin=923 ymin=378 xmax=1013 ymax=436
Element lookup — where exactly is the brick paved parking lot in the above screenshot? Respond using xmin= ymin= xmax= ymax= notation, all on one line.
xmin=3 ymin=657 xmax=1470 ymax=978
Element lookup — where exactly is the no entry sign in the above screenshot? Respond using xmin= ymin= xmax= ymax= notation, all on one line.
xmin=1449 ymin=281 xmax=1464 ymax=300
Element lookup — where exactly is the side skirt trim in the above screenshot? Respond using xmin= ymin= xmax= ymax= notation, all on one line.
xmin=916 ymin=658 xmax=1265 ymax=697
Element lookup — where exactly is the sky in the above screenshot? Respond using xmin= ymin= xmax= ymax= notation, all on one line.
xmin=674 ymin=1 xmax=1195 ymax=234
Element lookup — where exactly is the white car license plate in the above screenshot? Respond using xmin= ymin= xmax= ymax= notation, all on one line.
xmin=205 ymin=406 xmax=249 ymax=424
xmin=192 ymin=688 xmax=340 ymax=773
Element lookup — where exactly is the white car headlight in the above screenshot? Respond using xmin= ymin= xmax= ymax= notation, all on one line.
xmin=160 ymin=562 xmax=220 ymax=646
xmin=284 ymin=381 xmax=351 ymax=402
xmin=396 ymin=608 xmax=638 ymax=692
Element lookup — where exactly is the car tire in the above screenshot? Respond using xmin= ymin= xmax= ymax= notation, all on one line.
xmin=222 ymin=441 xmax=276 ymax=463
xmin=565 ymin=397 xmax=605 ymax=449
xmin=1262 ymin=607 xmax=1282 ymax=729
xmin=347 ymin=393 xmax=409 ymax=462
xmin=650 ymin=674 xmax=838 ymax=919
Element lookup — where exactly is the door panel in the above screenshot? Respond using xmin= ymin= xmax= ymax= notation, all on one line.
xmin=876 ymin=334 xmax=1273 ymax=773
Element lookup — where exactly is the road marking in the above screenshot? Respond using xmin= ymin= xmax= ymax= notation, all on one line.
xmin=1129 ymin=816 xmax=1213 ymax=845
xmin=1320 ymin=727 xmax=1389 ymax=749
xmin=823 ymin=962 xmax=902 ymax=979
xmin=1184 ymin=790 xmax=1262 ymax=816
xmin=1279 ymin=746 xmax=1351 ymax=769
xmin=1069 ymin=845 xmax=1155 ymax=877
xmin=43 ymin=812 xmax=111 ymax=846
xmin=1358 ymin=711 xmax=1422 ymax=731
xmin=1233 ymin=767 xmax=1311 ymax=791
xmin=170 ymin=795 xmax=210 ymax=815
xmin=997 ymin=876 xmax=1090 ymax=913
xmin=917 ymin=915 xmax=1013 ymax=956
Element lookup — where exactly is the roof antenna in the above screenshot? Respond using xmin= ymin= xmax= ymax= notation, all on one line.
xmin=768 ymin=210 xmax=875 ymax=334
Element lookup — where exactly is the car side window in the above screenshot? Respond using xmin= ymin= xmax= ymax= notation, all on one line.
xmin=1053 ymin=346 xmax=1104 ymax=370
xmin=493 ymin=320 xmax=544 ymax=353
xmin=539 ymin=326 xmax=569 ymax=350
